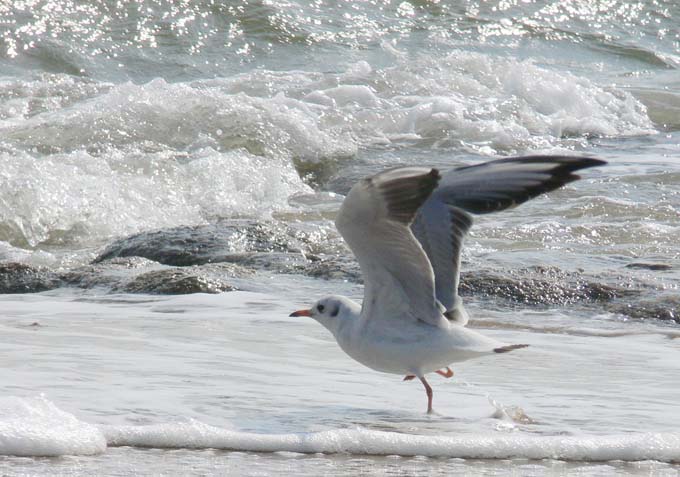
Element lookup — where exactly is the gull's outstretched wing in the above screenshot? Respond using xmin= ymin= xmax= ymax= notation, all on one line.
xmin=335 ymin=167 xmax=447 ymax=328
xmin=432 ymin=156 xmax=606 ymax=214
xmin=411 ymin=155 xmax=606 ymax=324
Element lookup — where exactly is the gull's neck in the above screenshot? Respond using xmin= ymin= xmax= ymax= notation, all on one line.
xmin=326 ymin=298 xmax=362 ymax=338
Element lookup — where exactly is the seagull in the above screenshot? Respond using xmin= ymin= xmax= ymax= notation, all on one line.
xmin=290 ymin=155 xmax=605 ymax=413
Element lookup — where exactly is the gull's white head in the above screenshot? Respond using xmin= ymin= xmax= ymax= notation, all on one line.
xmin=289 ymin=295 xmax=360 ymax=334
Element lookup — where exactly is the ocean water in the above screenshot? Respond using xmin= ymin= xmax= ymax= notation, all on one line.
xmin=1 ymin=1 xmax=679 ymax=475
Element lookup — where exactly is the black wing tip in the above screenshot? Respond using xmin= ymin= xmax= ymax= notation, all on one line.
xmin=535 ymin=155 xmax=607 ymax=187
xmin=549 ymin=156 xmax=607 ymax=173
xmin=494 ymin=344 xmax=529 ymax=353
xmin=576 ymin=157 xmax=607 ymax=168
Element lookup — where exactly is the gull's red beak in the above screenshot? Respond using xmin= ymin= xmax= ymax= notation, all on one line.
xmin=289 ymin=309 xmax=312 ymax=317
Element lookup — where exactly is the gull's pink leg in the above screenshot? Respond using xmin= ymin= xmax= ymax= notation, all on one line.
xmin=435 ymin=367 xmax=454 ymax=378
xmin=403 ymin=375 xmax=416 ymax=381
xmin=419 ymin=376 xmax=434 ymax=414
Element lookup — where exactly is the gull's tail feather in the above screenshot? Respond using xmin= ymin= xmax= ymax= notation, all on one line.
xmin=494 ymin=344 xmax=529 ymax=353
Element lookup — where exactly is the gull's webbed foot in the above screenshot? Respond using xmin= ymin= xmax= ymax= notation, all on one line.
xmin=435 ymin=367 xmax=454 ymax=378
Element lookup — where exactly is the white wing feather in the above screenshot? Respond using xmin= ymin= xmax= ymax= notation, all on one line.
xmin=335 ymin=167 xmax=446 ymax=328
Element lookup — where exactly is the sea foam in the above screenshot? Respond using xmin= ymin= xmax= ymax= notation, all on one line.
xmin=103 ymin=421 xmax=680 ymax=463
xmin=4 ymin=396 xmax=675 ymax=462
xmin=0 ymin=47 xmax=655 ymax=250
xmin=0 ymin=145 xmax=309 ymax=249
xmin=0 ymin=396 xmax=106 ymax=457
xmin=215 ymin=49 xmax=655 ymax=153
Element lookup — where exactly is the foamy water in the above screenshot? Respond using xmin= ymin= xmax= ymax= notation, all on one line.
xmin=0 ymin=289 xmax=678 ymax=473
xmin=0 ymin=47 xmax=658 ymax=252
xmin=1 ymin=0 xmax=680 ymax=474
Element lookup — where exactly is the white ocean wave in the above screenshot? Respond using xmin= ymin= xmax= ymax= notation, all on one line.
xmin=1 ymin=395 xmax=677 ymax=462
xmin=0 ymin=145 xmax=309 ymax=248
xmin=0 ymin=396 xmax=105 ymax=457
xmin=0 ymin=47 xmax=656 ymax=250
xmin=104 ymin=420 xmax=680 ymax=462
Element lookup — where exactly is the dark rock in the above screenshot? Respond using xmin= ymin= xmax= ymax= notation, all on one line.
xmin=62 ymin=257 xmax=253 ymax=295
xmin=61 ymin=256 xmax=159 ymax=290
xmin=304 ymin=257 xmax=363 ymax=282
xmin=6 ymin=251 xmax=291 ymax=295
xmin=93 ymin=220 xmax=316 ymax=267
xmin=458 ymin=267 xmax=639 ymax=306
xmin=119 ymin=263 xmax=248 ymax=295
xmin=230 ymin=252 xmax=310 ymax=273
xmin=98 ymin=257 xmax=159 ymax=268
xmin=608 ymin=295 xmax=680 ymax=323
xmin=121 ymin=270 xmax=234 ymax=294
xmin=0 ymin=262 xmax=61 ymax=293
xmin=625 ymin=262 xmax=672 ymax=271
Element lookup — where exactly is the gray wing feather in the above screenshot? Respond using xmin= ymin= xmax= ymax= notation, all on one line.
xmin=434 ymin=155 xmax=606 ymax=214
xmin=411 ymin=200 xmax=472 ymax=325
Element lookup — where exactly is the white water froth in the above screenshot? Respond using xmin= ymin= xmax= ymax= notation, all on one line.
xmin=0 ymin=75 xmax=106 ymax=125
xmin=3 ymin=396 xmax=678 ymax=462
xmin=0 ymin=291 xmax=678 ymax=465
xmin=0 ymin=396 xmax=105 ymax=457
xmin=1 ymin=76 xmax=356 ymax=160
xmin=2 ymin=50 xmax=653 ymax=157
xmin=0 ymin=146 xmax=309 ymax=248
xmin=214 ymin=48 xmax=655 ymax=152
xmin=101 ymin=421 xmax=678 ymax=463
xmin=0 ymin=48 xmax=654 ymax=249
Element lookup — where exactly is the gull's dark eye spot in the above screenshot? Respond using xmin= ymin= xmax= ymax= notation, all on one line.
xmin=317 ymin=304 xmax=325 ymax=313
